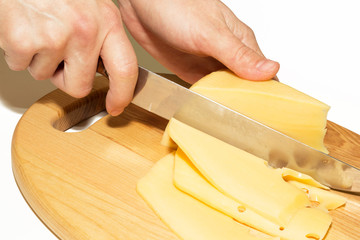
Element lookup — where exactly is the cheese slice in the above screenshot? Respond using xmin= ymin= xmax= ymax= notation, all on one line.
xmin=137 ymin=152 xmax=278 ymax=240
xmin=283 ymin=208 xmax=332 ymax=240
xmin=190 ymin=70 xmax=330 ymax=153
xmin=276 ymin=168 xmax=329 ymax=189
xmin=160 ymin=123 xmax=177 ymax=149
xmin=174 ymin=149 xmax=332 ymax=240
xmin=168 ymin=118 xmax=310 ymax=226
xmin=288 ymin=180 xmax=346 ymax=210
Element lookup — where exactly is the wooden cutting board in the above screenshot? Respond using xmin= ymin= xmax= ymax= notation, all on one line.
xmin=12 ymin=76 xmax=360 ymax=240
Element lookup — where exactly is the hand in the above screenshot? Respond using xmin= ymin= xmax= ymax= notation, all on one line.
xmin=0 ymin=0 xmax=137 ymax=115
xmin=118 ymin=0 xmax=279 ymax=83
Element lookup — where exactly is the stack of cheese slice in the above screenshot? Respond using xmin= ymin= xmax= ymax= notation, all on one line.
xmin=137 ymin=70 xmax=346 ymax=240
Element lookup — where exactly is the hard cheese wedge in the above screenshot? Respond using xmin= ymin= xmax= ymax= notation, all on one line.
xmin=173 ymin=149 xmax=332 ymax=240
xmin=137 ymin=152 xmax=278 ymax=240
xmin=168 ymin=118 xmax=311 ymax=227
xmin=190 ymin=70 xmax=330 ymax=153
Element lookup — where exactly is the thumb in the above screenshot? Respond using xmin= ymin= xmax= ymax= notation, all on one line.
xmin=209 ymin=31 xmax=279 ymax=81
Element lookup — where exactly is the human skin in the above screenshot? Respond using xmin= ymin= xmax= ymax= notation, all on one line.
xmin=0 ymin=0 xmax=279 ymax=116
xmin=118 ymin=0 xmax=279 ymax=83
xmin=0 ymin=0 xmax=137 ymax=116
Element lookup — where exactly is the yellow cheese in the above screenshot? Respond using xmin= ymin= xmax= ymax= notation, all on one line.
xmin=147 ymin=70 xmax=337 ymax=239
xmin=288 ymin=180 xmax=346 ymax=210
xmin=137 ymin=152 xmax=278 ymax=240
xmin=160 ymin=123 xmax=177 ymax=149
xmin=168 ymin=118 xmax=310 ymax=226
xmin=190 ymin=70 xmax=330 ymax=153
xmin=174 ymin=148 xmax=332 ymax=240
xmin=283 ymin=208 xmax=332 ymax=240
xmin=276 ymin=168 xmax=329 ymax=189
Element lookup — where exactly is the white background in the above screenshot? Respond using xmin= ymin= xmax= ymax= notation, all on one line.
xmin=0 ymin=0 xmax=359 ymax=239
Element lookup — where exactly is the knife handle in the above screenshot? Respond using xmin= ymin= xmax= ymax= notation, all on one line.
xmin=96 ymin=57 xmax=109 ymax=78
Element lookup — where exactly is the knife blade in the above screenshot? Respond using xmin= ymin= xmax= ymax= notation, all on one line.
xmin=97 ymin=60 xmax=360 ymax=193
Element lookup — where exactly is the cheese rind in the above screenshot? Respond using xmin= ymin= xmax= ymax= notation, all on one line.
xmin=190 ymin=70 xmax=330 ymax=153
xmin=174 ymin=149 xmax=332 ymax=240
xmin=168 ymin=118 xmax=310 ymax=226
xmin=137 ymin=153 xmax=278 ymax=240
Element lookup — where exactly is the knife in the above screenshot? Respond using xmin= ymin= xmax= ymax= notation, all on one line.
xmin=97 ymin=59 xmax=360 ymax=193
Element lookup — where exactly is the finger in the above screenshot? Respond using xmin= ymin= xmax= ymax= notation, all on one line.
xmin=101 ymin=25 xmax=138 ymax=116
xmin=50 ymin=50 xmax=98 ymax=98
xmin=208 ymin=31 xmax=279 ymax=81
xmin=221 ymin=6 xmax=266 ymax=58
xmin=229 ymin=21 xmax=265 ymax=57
xmin=3 ymin=47 xmax=34 ymax=71
xmin=27 ymin=51 xmax=64 ymax=80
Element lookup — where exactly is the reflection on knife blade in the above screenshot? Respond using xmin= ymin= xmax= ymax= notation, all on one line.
xmin=130 ymin=66 xmax=360 ymax=194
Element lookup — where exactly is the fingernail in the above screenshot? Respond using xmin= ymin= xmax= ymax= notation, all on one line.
xmin=256 ymin=59 xmax=278 ymax=73
xmin=109 ymin=108 xmax=124 ymax=116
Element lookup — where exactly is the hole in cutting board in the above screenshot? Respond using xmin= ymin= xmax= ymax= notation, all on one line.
xmin=65 ymin=111 xmax=108 ymax=132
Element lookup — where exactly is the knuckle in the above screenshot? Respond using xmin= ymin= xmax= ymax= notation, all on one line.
xmin=233 ymin=44 xmax=255 ymax=63
xmin=9 ymin=37 xmax=35 ymax=56
xmin=118 ymin=60 xmax=138 ymax=78
xmin=6 ymin=61 xmax=26 ymax=71
xmin=6 ymin=28 xmax=35 ymax=54
xmin=28 ymin=68 xmax=49 ymax=81
xmin=4 ymin=55 xmax=29 ymax=72
xmin=192 ymin=28 xmax=214 ymax=53
xmin=101 ymin=2 xmax=122 ymax=25
xmin=44 ymin=30 xmax=67 ymax=52
xmin=234 ymin=22 xmax=255 ymax=41
xmin=243 ymin=26 xmax=255 ymax=39
xmin=7 ymin=64 xmax=24 ymax=71
xmin=29 ymin=71 xmax=41 ymax=80
xmin=72 ymin=13 xmax=98 ymax=44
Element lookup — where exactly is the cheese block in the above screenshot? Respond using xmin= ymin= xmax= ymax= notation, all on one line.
xmin=173 ymin=149 xmax=332 ymax=240
xmin=288 ymin=181 xmax=346 ymax=210
xmin=190 ymin=70 xmax=330 ymax=153
xmin=137 ymin=152 xmax=279 ymax=240
xmin=168 ymin=118 xmax=311 ymax=226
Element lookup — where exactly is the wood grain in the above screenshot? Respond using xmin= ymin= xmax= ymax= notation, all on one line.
xmin=325 ymin=121 xmax=360 ymax=169
xmin=12 ymin=76 xmax=360 ymax=239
